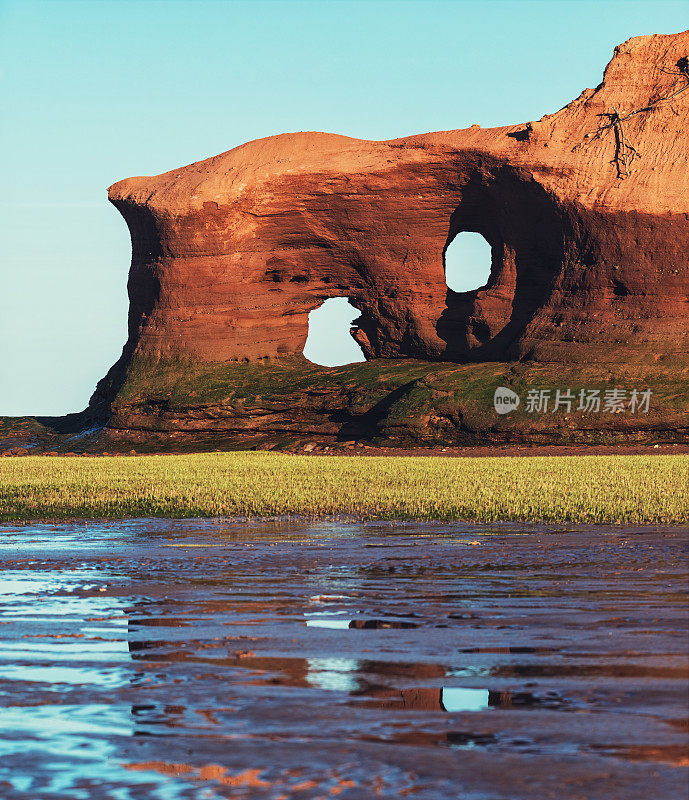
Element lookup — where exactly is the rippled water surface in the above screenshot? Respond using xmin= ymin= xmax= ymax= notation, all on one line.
xmin=0 ymin=520 xmax=687 ymax=799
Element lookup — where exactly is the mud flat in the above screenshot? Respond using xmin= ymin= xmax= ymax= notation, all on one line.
xmin=0 ymin=520 xmax=687 ymax=799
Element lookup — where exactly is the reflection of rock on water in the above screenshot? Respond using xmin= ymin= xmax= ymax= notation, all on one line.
xmin=348 ymin=619 xmax=418 ymax=629
xmin=4 ymin=522 xmax=687 ymax=800
xmin=488 ymin=690 xmax=534 ymax=708
xmin=402 ymin=687 xmax=444 ymax=711
xmin=123 ymin=610 xmax=533 ymax=717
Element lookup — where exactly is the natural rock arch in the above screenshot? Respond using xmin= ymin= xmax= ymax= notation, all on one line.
xmin=94 ymin=31 xmax=689 ymax=412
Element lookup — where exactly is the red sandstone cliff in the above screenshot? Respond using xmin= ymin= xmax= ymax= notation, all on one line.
xmin=106 ymin=32 xmax=689 ymax=380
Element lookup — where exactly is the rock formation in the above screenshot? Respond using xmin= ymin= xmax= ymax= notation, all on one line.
xmin=103 ymin=31 xmax=689 ymax=394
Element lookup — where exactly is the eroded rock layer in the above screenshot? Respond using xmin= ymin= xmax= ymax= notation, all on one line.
xmin=103 ymin=32 xmax=689 ymax=400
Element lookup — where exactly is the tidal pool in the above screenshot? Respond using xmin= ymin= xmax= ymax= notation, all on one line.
xmin=0 ymin=520 xmax=687 ymax=799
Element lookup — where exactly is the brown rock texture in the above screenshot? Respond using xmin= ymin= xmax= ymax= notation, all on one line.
xmin=104 ymin=32 xmax=689 ymax=392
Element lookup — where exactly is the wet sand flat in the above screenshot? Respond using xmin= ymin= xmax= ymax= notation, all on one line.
xmin=0 ymin=521 xmax=687 ymax=799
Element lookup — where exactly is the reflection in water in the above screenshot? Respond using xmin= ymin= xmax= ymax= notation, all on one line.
xmin=442 ymin=688 xmax=489 ymax=712
xmin=0 ymin=521 xmax=686 ymax=800
xmin=305 ymin=615 xmax=419 ymax=630
xmin=349 ymin=619 xmax=419 ymax=629
xmin=124 ymin=626 xmax=550 ymax=715
xmin=307 ymin=657 xmax=361 ymax=692
xmin=0 ymin=704 xmax=132 ymax=738
xmin=305 ymin=615 xmax=352 ymax=629
xmin=590 ymin=744 xmax=689 ymax=766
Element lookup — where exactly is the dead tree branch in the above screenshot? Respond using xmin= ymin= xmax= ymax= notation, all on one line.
xmin=592 ymin=109 xmax=640 ymax=178
xmin=588 ymin=55 xmax=689 ymax=178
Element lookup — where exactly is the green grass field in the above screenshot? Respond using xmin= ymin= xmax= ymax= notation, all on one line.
xmin=1 ymin=453 xmax=687 ymax=524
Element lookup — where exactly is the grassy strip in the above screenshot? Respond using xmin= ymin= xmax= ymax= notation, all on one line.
xmin=1 ymin=453 xmax=687 ymax=524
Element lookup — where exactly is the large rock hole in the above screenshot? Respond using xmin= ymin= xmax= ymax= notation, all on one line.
xmin=444 ymin=231 xmax=492 ymax=293
xmin=303 ymin=297 xmax=366 ymax=366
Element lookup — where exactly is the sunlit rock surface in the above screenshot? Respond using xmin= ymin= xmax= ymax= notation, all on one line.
xmin=106 ymin=32 xmax=688 ymax=378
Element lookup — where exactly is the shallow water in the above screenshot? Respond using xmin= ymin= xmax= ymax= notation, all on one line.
xmin=0 ymin=520 xmax=687 ymax=799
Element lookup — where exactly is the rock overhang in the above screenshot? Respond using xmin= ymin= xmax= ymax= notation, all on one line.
xmin=100 ymin=31 xmax=689 ymax=393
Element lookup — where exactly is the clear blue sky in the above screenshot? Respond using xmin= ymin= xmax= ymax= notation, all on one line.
xmin=1 ymin=0 xmax=686 ymax=416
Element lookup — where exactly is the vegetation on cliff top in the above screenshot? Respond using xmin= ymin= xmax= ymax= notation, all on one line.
xmin=1 ymin=452 xmax=687 ymax=524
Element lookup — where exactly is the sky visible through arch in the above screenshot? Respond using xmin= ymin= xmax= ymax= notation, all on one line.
xmin=1 ymin=0 xmax=687 ymax=415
